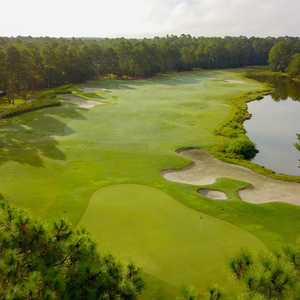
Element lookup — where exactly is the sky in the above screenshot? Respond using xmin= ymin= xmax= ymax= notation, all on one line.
xmin=1 ymin=0 xmax=299 ymax=38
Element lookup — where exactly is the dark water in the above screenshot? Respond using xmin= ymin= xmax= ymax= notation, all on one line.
xmin=244 ymin=79 xmax=300 ymax=176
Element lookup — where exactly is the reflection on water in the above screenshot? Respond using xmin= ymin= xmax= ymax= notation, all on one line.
xmin=270 ymin=78 xmax=300 ymax=102
xmin=245 ymin=79 xmax=300 ymax=176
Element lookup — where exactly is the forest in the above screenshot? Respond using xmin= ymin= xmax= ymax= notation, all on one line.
xmin=0 ymin=35 xmax=293 ymax=102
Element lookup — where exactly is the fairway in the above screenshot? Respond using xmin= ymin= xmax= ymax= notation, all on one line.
xmin=0 ymin=70 xmax=261 ymax=224
xmin=1 ymin=70 xmax=300 ymax=298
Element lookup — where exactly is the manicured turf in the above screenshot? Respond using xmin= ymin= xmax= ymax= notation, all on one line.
xmin=1 ymin=70 xmax=300 ymax=297
xmin=80 ymin=184 xmax=265 ymax=297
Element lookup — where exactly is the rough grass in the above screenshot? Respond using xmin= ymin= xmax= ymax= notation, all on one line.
xmin=245 ymin=67 xmax=300 ymax=83
xmin=0 ymin=84 xmax=104 ymax=119
xmin=0 ymin=99 xmax=61 ymax=119
xmin=0 ymin=69 xmax=300 ymax=298
xmin=212 ymin=69 xmax=300 ymax=182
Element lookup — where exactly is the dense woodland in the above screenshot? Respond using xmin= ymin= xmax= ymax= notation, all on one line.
xmin=0 ymin=35 xmax=292 ymax=102
xmin=1 ymin=35 xmax=300 ymax=103
xmin=269 ymin=38 xmax=300 ymax=74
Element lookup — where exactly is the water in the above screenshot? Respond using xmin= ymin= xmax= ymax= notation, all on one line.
xmin=244 ymin=79 xmax=300 ymax=176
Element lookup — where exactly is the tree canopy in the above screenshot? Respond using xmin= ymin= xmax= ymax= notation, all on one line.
xmin=230 ymin=247 xmax=300 ymax=300
xmin=268 ymin=38 xmax=300 ymax=72
xmin=288 ymin=53 xmax=300 ymax=76
xmin=0 ymin=35 xmax=279 ymax=102
xmin=0 ymin=35 xmax=300 ymax=102
xmin=0 ymin=201 xmax=144 ymax=300
xmin=179 ymin=246 xmax=300 ymax=299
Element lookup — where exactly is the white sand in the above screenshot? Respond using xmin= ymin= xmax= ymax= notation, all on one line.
xmin=199 ymin=189 xmax=227 ymax=200
xmin=60 ymin=95 xmax=103 ymax=109
xmin=81 ymin=87 xmax=102 ymax=93
xmin=224 ymin=80 xmax=245 ymax=84
xmin=162 ymin=149 xmax=300 ymax=206
xmin=77 ymin=100 xmax=101 ymax=109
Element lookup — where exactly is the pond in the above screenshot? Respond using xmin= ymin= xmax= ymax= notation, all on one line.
xmin=244 ymin=79 xmax=300 ymax=176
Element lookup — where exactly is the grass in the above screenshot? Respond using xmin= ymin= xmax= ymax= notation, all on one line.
xmin=80 ymin=184 xmax=265 ymax=297
xmin=0 ymin=84 xmax=103 ymax=119
xmin=245 ymin=67 xmax=300 ymax=83
xmin=198 ymin=177 xmax=251 ymax=202
xmin=0 ymin=98 xmax=61 ymax=119
xmin=0 ymin=69 xmax=300 ymax=297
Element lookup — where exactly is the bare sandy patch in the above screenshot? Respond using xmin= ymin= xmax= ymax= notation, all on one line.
xmin=77 ymin=100 xmax=101 ymax=109
xmin=60 ymin=94 xmax=103 ymax=109
xmin=162 ymin=149 xmax=300 ymax=206
xmin=199 ymin=189 xmax=227 ymax=200
xmin=81 ymin=87 xmax=107 ymax=93
xmin=207 ymin=78 xmax=245 ymax=84
xmin=224 ymin=80 xmax=245 ymax=84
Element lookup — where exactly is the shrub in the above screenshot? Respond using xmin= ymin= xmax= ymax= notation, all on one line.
xmin=231 ymin=249 xmax=298 ymax=300
xmin=0 ymin=99 xmax=61 ymax=119
xmin=230 ymin=250 xmax=253 ymax=280
xmin=225 ymin=137 xmax=258 ymax=160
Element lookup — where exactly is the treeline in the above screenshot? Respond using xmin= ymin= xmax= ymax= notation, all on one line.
xmin=269 ymin=37 xmax=300 ymax=76
xmin=0 ymin=35 xmax=278 ymax=101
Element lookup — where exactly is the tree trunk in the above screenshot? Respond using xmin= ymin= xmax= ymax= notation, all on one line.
xmin=8 ymin=94 xmax=14 ymax=105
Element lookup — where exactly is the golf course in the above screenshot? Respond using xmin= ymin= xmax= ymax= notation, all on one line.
xmin=1 ymin=69 xmax=300 ymax=298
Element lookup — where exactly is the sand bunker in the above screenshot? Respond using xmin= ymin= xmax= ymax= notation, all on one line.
xmin=61 ymin=95 xmax=103 ymax=109
xmin=224 ymin=80 xmax=245 ymax=84
xmin=199 ymin=189 xmax=227 ymax=200
xmin=77 ymin=100 xmax=100 ymax=109
xmin=81 ymin=87 xmax=107 ymax=93
xmin=208 ymin=78 xmax=245 ymax=84
xmin=162 ymin=149 xmax=300 ymax=206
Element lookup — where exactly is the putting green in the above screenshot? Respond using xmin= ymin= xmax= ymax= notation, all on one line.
xmin=80 ymin=184 xmax=265 ymax=293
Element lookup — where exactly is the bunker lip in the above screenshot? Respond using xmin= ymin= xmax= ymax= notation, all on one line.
xmin=162 ymin=149 xmax=300 ymax=206
xmin=198 ymin=189 xmax=228 ymax=200
xmin=81 ymin=87 xmax=104 ymax=93
xmin=77 ymin=100 xmax=101 ymax=109
xmin=224 ymin=79 xmax=245 ymax=84
xmin=60 ymin=94 xmax=103 ymax=109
